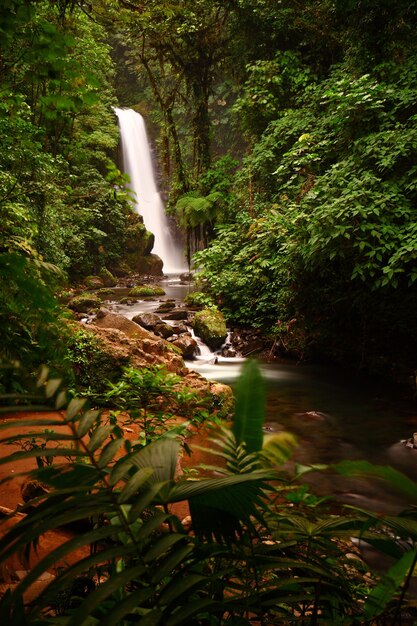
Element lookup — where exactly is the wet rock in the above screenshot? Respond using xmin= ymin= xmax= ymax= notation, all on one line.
xmin=126 ymin=253 xmax=164 ymax=276
xmin=180 ymin=272 xmax=194 ymax=282
xmin=68 ymin=293 xmax=101 ymax=313
xmin=155 ymin=322 xmax=176 ymax=339
xmin=129 ymin=285 xmax=166 ymax=298
xmin=230 ymin=328 xmax=265 ymax=356
xmin=112 ymin=261 xmax=131 ymax=277
xmin=125 ymin=215 xmax=154 ymax=256
xmin=154 ymin=300 xmax=176 ymax=313
xmin=221 ymin=345 xmax=237 ymax=358
xmin=209 ymin=382 xmax=234 ymax=415
xmin=84 ymin=275 xmax=104 ymax=289
xmin=72 ymin=311 xmax=234 ymax=416
xmin=193 ymin=308 xmax=227 ymax=351
xmin=163 ymin=308 xmax=190 ymax=321
xmin=99 ymin=268 xmax=117 ymax=287
xmin=172 ymin=335 xmax=198 ymax=359
xmin=173 ymin=324 xmax=189 ymax=335
xmin=132 ymin=312 xmax=162 ymax=330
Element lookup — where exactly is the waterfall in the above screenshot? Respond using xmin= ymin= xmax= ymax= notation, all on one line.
xmin=114 ymin=107 xmax=186 ymax=273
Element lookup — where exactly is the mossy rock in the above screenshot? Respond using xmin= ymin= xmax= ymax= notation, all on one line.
xmin=99 ymin=267 xmax=117 ymax=287
xmin=119 ymin=296 xmax=137 ymax=304
xmin=154 ymin=300 xmax=176 ymax=312
xmin=66 ymin=326 xmax=129 ymax=393
xmin=98 ymin=288 xmax=117 ymax=297
xmin=126 ymin=216 xmax=155 ymax=255
xmin=125 ymin=253 xmax=163 ymax=276
xmin=192 ymin=308 xmax=227 ymax=350
xmin=113 ymin=261 xmax=131 ymax=277
xmin=128 ymin=285 xmax=166 ymax=298
xmin=68 ymin=293 xmax=102 ymax=313
xmin=84 ymin=275 xmax=104 ymax=289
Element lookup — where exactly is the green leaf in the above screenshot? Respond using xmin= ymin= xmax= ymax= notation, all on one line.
xmin=98 ymin=438 xmax=124 ymax=468
xmin=87 ymin=424 xmax=115 ymax=452
xmin=67 ymin=564 xmax=148 ymax=626
xmin=364 ymin=549 xmax=417 ymax=619
xmin=117 ymin=467 xmax=155 ymax=504
xmin=232 ymin=360 xmax=265 ymax=453
xmin=144 ymin=533 xmax=187 ymax=563
xmin=335 ymin=461 xmax=417 ymax=503
xmin=66 ymin=397 xmax=87 ymax=420
xmin=77 ymin=410 xmax=101 ymax=437
xmin=98 ymin=588 xmax=156 ymax=626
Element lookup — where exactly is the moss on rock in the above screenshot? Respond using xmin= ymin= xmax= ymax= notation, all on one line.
xmin=125 ymin=252 xmax=164 ymax=276
xmin=68 ymin=292 xmax=101 ymax=313
xmin=84 ymin=275 xmax=104 ymax=289
xmin=192 ymin=307 xmax=227 ymax=350
xmin=99 ymin=267 xmax=117 ymax=287
xmin=129 ymin=285 xmax=166 ymax=298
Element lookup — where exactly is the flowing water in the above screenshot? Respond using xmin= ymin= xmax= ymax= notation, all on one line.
xmin=114 ymin=108 xmax=187 ymax=273
xmin=112 ymin=110 xmax=417 ymax=513
xmin=110 ymin=276 xmax=417 ymax=512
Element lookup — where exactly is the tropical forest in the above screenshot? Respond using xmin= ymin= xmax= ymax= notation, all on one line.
xmin=1 ymin=0 xmax=417 ymax=623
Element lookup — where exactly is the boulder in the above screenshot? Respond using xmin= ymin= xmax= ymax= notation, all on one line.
xmin=112 ymin=261 xmax=131 ymax=277
xmin=125 ymin=253 xmax=163 ymax=276
xmin=125 ymin=215 xmax=154 ymax=255
xmin=83 ymin=276 xmax=104 ymax=289
xmin=172 ymin=324 xmax=189 ymax=335
xmin=192 ymin=308 xmax=227 ymax=351
xmin=155 ymin=322 xmax=176 ymax=339
xmin=72 ymin=313 xmax=234 ymax=419
xmin=172 ymin=335 xmax=198 ymax=359
xmin=180 ymin=272 xmax=194 ymax=282
xmin=162 ymin=308 xmax=189 ymax=321
xmin=221 ymin=346 xmax=237 ymax=358
xmin=129 ymin=285 xmax=165 ymax=298
xmin=154 ymin=300 xmax=176 ymax=313
xmin=68 ymin=293 xmax=101 ymax=313
xmin=99 ymin=267 xmax=117 ymax=287
xmin=132 ymin=312 xmax=162 ymax=330
xmin=210 ymin=382 xmax=234 ymax=415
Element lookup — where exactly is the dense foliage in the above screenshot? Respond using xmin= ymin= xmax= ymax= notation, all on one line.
xmin=2 ymin=362 xmax=417 ymax=624
xmin=190 ymin=0 xmax=417 ymax=376
xmin=0 ymin=0 xmax=133 ymax=371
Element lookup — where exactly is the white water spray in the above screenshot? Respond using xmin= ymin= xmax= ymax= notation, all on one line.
xmin=114 ymin=107 xmax=186 ymax=273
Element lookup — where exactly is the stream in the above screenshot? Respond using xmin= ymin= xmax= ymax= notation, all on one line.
xmin=108 ymin=274 xmax=417 ymax=513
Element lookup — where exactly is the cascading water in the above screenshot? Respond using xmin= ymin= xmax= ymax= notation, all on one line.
xmin=114 ymin=107 xmax=186 ymax=273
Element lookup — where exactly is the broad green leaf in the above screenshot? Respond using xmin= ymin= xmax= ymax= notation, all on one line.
xmin=67 ymin=564 xmax=148 ymax=626
xmin=166 ymin=599 xmax=222 ymax=626
xmin=87 ymin=424 xmax=115 ymax=452
xmin=144 ymin=533 xmax=187 ymax=563
xmin=98 ymin=587 xmax=155 ymax=626
xmin=98 ymin=438 xmax=124 ymax=468
xmin=117 ymin=467 xmax=155 ymax=503
xmin=335 ymin=461 xmax=417 ymax=502
xmin=159 ymin=573 xmax=209 ymax=607
xmin=66 ymin=397 xmax=87 ymax=420
xmin=232 ymin=360 xmax=265 ymax=453
xmin=77 ymin=409 xmax=100 ymax=436
xmin=45 ymin=378 xmax=62 ymax=398
xmin=364 ymin=549 xmax=417 ymax=619
xmin=151 ymin=544 xmax=194 ymax=583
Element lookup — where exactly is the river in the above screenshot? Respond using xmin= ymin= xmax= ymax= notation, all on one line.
xmin=108 ymin=275 xmax=417 ymax=513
